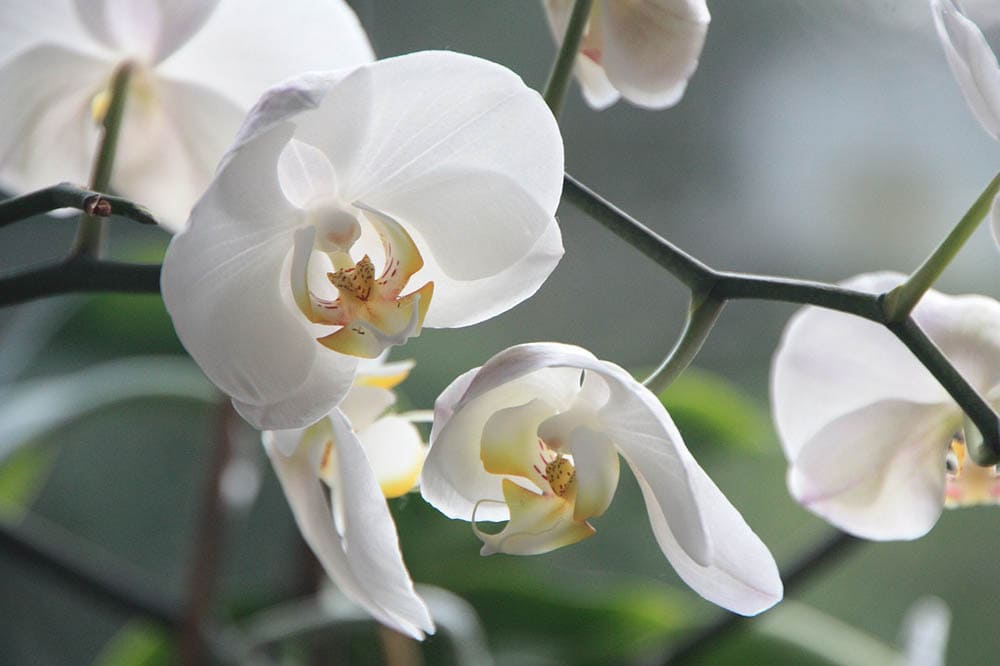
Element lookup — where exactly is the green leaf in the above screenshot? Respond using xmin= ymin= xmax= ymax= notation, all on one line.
xmin=0 ymin=443 xmax=55 ymax=520
xmin=91 ymin=621 xmax=173 ymax=666
xmin=658 ymin=367 xmax=772 ymax=454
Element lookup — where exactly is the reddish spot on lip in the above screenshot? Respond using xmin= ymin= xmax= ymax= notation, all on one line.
xmin=581 ymin=47 xmax=602 ymax=64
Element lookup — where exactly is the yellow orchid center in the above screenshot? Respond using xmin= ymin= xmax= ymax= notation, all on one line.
xmin=290 ymin=202 xmax=434 ymax=359
xmin=944 ymin=435 xmax=1000 ymax=507
xmin=473 ymin=398 xmax=619 ymax=556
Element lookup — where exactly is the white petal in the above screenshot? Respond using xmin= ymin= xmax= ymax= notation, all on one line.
xmin=599 ymin=0 xmax=710 ymax=109
xmin=0 ymin=45 xmax=110 ymax=198
xmin=421 ymin=361 xmax=583 ymax=522
xmin=542 ymin=0 xmax=621 ymax=109
xmin=115 ymin=74 xmax=246 ymax=232
xmin=771 ymin=272 xmax=950 ymax=459
xmin=563 ymin=425 xmax=618 ymax=520
xmin=264 ymin=413 xmax=434 ymax=639
xmin=339 ymin=384 xmax=396 ymax=433
xmin=74 ymin=0 xmax=220 ymax=64
xmin=789 ymin=400 xmax=954 ymax=540
xmin=651 ymin=458 xmax=783 ymax=615
xmin=356 ymin=415 xmax=427 ymax=499
xmin=298 ymin=51 xmax=564 ymax=216
xmin=932 ymin=0 xmax=1000 ymax=140
xmin=156 ymin=0 xmax=374 ymax=110
xmin=0 ymin=1 xmax=102 ymax=61
xmin=277 ymin=139 xmax=339 ymax=209
xmin=163 ymin=120 xmax=355 ymax=429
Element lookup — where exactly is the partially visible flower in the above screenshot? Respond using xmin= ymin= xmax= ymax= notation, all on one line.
xmin=771 ymin=272 xmax=1000 ymax=541
xmin=162 ymin=51 xmax=564 ymax=430
xmin=543 ymin=0 xmax=710 ymax=110
xmin=421 ymin=343 xmax=782 ymax=616
xmin=0 ymin=0 xmax=374 ymax=230
xmin=263 ymin=357 xmax=433 ymax=639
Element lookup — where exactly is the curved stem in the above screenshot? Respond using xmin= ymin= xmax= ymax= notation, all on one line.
xmin=0 ymin=182 xmax=157 ymax=229
xmin=72 ymin=61 xmax=133 ymax=259
xmin=543 ymin=0 xmax=594 ymax=117
xmin=0 ymin=258 xmax=161 ymax=307
xmin=883 ymin=171 xmax=1000 ymax=322
xmin=563 ymin=173 xmax=715 ymax=292
xmin=644 ymin=295 xmax=725 ymax=394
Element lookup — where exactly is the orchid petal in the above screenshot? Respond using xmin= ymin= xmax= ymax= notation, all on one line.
xmin=542 ymin=0 xmax=621 ymax=109
xmin=563 ymin=425 xmax=619 ymax=521
xmin=0 ymin=0 xmax=100 ymax=60
xmin=0 ymin=45 xmax=109 ymax=198
xmin=789 ymin=400 xmax=953 ymax=541
xmin=157 ymin=0 xmax=374 ymax=110
xmin=115 ymin=73 xmax=245 ymax=231
xmin=338 ymin=383 xmax=396 ymax=433
xmin=277 ymin=138 xmax=339 ymax=209
xmin=73 ymin=0 xmax=220 ymax=64
xmin=356 ymin=415 xmax=427 ymax=499
xmin=932 ymin=0 xmax=1000 ymax=140
xmin=651 ymin=459 xmax=783 ymax=615
xmin=598 ymin=0 xmax=710 ymax=110
xmin=296 ymin=51 xmax=564 ymax=215
xmin=162 ymin=121 xmax=355 ymax=429
xmin=264 ymin=412 xmax=433 ymax=639
xmin=355 ymin=357 xmax=415 ymax=389
xmin=474 ymin=479 xmax=595 ymax=556
xmin=771 ymin=272 xmax=950 ymax=458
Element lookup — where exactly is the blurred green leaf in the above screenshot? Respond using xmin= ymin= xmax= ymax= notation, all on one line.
xmin=0 ymin=356 xmax=217 ymax=463
xmin=465 ymin=580 xmax=689 ymax=665
xmin=91 ymin=621 xmax=173 ymax=666
xmin=0 ymin=443 xmax=55 ymax=520
xmin=658 ymin=367 xmax=772 ymax=454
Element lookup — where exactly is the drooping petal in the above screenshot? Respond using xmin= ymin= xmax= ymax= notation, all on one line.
xmin=789 ymin=400 xmax=955 ymax=541
xmin=73 ymin=0 xmax=220 ymax=64
xmin=356 ymin=415 xmax=427 ymax=498
xmin=0 ymin=44 xmax=111 ymax=197
xmin=162 ymin=120 xmax=355 ymax=429
xmin=771 ymin=272 xmax=951 ymax=458
xmin=264 ymin=412 xmax=433 ymax=639
xmin=156 ymin=0 xmax=374 ymax=110
xmin=931 ymin=0 xmax=1000 ymax=140
xmin=474 ymin=479 xmax=595 ymax=555
xmin=597 ymin=0 xmax=710 ymax=110
xmin=646 ymin=458 xmax=783 ymax=615
xmin=421 ymin=363 xmax=583 ymax=522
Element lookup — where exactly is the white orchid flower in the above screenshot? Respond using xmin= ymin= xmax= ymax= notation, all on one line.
xmin=263 ymin=357 xmax=432 ymax=639
xmin=0 ymin=0 xmax=374 ymax=231
xmin=420 ymin=343 xmax=782 ymax=616
xmin=772 ymin=272 xmax=1000 ymax=541
xmin=161 ymin=51 xmax=565 ymax=430
xmin=543 ymin=0 xmax=710 ymax=110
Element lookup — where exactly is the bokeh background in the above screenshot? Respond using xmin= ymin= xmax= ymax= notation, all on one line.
xmin=3 ymin=1 xmax=1000 ymax=663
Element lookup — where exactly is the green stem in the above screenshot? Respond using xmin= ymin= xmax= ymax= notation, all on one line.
xmin=71 ymin=61 xmax=133 ymax=259
xmin=563 ymin=174 xmax=715 ymax=292
xmin=0 ymin=258 xmax=160 ymax=307
xmin=543 ymin=0 xmax=594 ymax=117
xmin=0 ymin=182 xmax=157 ymax=229
xmin=883 ymin=171 xmax=1000 ymax=322
xmin=644 ymin=295 xmax=725 ymax=394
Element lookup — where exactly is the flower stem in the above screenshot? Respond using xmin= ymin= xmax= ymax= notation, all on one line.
xmin=543 ymin=0 xmax=594 ymax=118
xmin=644 ymin=295 xmax=725 ymax=394
xmin=882 ymin=171 xmax=1000 ymax=322
xmin=0 ymin=259 xmax=160 ymax=307
xmin=0 ymin=182 xmax=157 ymax=229
xmin=71 ymin=61 xmax=133 ymax=259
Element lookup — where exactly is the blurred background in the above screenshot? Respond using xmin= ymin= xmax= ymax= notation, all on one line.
xmin=2 ymin=0 xmax=1000 ymax=663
